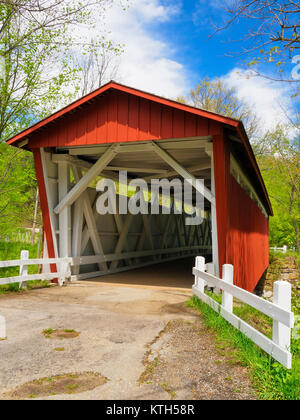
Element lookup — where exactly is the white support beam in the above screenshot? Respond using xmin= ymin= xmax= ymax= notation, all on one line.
xmin=108 ymin=189 xmax=132 ymax=266
xmin=143 ymin=162 xmax=211 ymax=183
xmin=54 ymin=144 xmax=120 ymax=215
xmin=58 ymin=160 xmax=71 ymax=260
xmin=110 ymin=213 xmax=133 ymax=270
xmin=67 ymin=138 xmax=211 ymax=156
xmin=72 ymin=245 xmax=207 ymax=266
xmin=68 ymin=144 xmax=150 ymax=155
xmin=160 ymin=203 xmax=174 ymax=249
xmin=150 ymin=142 xmax=215 ymax=205
xmin=71 ymin=189 xmax=84 ymax=275
xmin=52 ymin=154 xmax=92 ymax=171
xmin=73 ymin=251 xmax=205 ymax=281
xmin=80 ymin=197 xmax=98 ymax=255
xmin=206 ymin=143 xmax=219 ymax=276
xmin=40 ymin=149 xmax=59 ymax=259
xmin=53 ymin=155 xmax=169 ymax=176
xmin=72 ymin=166 xmax=107 ymax=272
xmin=132 ymin=213 xmax=155 ymax=263
xmin=106 ymin=166 xmax=169 ymax=174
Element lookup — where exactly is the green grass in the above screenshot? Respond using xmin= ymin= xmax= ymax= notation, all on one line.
xmin=187 ymin=295 xmax=300 ymax=400
xmin=269 ymin=250 xmax=300 ymax=269
xmin=0 ymin=241 xmax=49 ymax=294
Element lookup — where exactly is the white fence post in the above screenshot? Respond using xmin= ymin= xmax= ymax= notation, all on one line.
xmin=195 ymin=256 xmax=206 ymax=293
xmin=19 ymin=250 xmax=29 ymax=288
xmin=205 ymin=262 xmax=214 ymax=289
xmin=273 ymin=281 xmax=292 ymax=352
xmin=192 ymin=258 xmax=293 ymax=368
xmin=221 ymin=264 xmax=234 ymax=313
xmin=207 ymin=262 xmax=221 ymax=294
xmin=0 ymin=315 xmax=6 ymax=340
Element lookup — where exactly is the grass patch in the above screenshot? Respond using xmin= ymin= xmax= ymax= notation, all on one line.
xmin=0 ymin=241 xmax=50 ymax=295
xmin=42 ymin=328 xmax=80 ymax=340
xmin=161 ymin=382 xmax=176 ymax=400
xmin=269 ymin=250 xmax=300 ymax=269
xmin=42 ymin=328 xmax=54 ymax=338
xmin=4 ymin=372 xmax=107 ymax=399
xmin=187 ymin=295 xmax=300 ymax=400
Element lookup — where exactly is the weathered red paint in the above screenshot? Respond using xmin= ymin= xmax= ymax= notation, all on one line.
xmin=33 ymin=149 xmax=58 ymax=279
xmin=6 ymin=81 xmax=239 ymax=146
xmin=227 ymin=176 xmax=269 ymax=292
xmin=24 ymin=91 xmax=214 ymax=148
xmin=212 ymin=131 xmax=269 ymax=291
xmin=212 ymin=130 xmax=230 ymax=278
xmin=6 ymin=81 xmax=272 ymax=216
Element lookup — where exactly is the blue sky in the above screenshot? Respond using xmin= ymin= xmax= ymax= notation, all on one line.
xmin=139 ymin=0 xmax=248 ymax=82
xmin=76 ymin=0 xmax=299 ymax=133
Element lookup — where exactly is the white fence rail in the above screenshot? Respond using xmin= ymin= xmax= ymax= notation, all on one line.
xmin=269 ymin=245 xmax=288 ymax=253
xmin=192 ymin=256 xmax=294 ymax=369
xmin=1 ymin=229 xmax=40 ymax=244
xmin=0 ymin=251 xmax=71 ymax=287
xmin=0 ymin=251 xmax=72 ymax=340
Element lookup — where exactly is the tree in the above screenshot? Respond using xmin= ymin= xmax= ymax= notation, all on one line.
xmin=0 ymin=142 xmax=37 ymax=238
xmin=257 ymin=125 xmax=300 ymax=252
xmin=0 ymin=0 xmax=119 ymax=142
xmin=179 ymin=77 xmax=261 ymax=140
xmin=212 ymin=0 xmax=300 ymax=86
xmin=0 ymin=1 xmax=112 ymax=56
xmin=75 ymin=39 xmax=122 ymax=96
xmin=0 ymin=0 xmax=123 ymax=237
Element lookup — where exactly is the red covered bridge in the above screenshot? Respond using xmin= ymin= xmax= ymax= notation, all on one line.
xmin=7 ymin=81 xmax=272 ymax=292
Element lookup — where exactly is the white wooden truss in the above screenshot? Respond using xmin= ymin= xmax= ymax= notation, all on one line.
xmin=40 ymin=138 xmax=216 ymax=280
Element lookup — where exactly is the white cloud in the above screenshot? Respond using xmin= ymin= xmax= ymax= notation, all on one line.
xmin=221 ymin=68 xmax=295 ymax=133
xmin=68 ymin=1 xmax=297 ymax=135
xmin=124 ymin=0 xmax=181 ymax=22
xmin=75 ymin=0 xmax=189 ymax=99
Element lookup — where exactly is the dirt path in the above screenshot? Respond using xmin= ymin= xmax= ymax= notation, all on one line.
xmin=0 ymin=280 xmax=256 ymax=400
xmin=139 ymin=318 xmax=256 ymax=400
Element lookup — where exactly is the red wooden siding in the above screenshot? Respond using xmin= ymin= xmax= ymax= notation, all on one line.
xmin=33 ymin=150 xmax=58 ymax=279
xmin=213 ymin=132 xmax=269 ymax=291
xmin=213 ymin=131 xmax=230 ymax=278
xmin=226 ymin=176 xmax=269 ymax=292
xmin=29 ymin=91 xmax=213 ymax=148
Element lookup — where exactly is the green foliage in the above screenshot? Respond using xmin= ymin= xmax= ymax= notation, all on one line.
xmin=0 ymin=143 xmax=37 ymax=238
xmin=213 ymin=0 xmax=300 ymax=94
xmin=187 ymin=295 xmax=300 ymax=400
xmin=257 ymin=125 xmax=300 ymax=252
xmin=0 ymin=1 xmax=125 ymax=241
xmin=0 ymin=240 xmax=49 ymax=294
xmin=179 ymin=77 xmax=261 ymax=139
xmin=0 ymin=0 xmax=123 ymax=141
xmin=0 ymin=240 xmax=38 ymax=279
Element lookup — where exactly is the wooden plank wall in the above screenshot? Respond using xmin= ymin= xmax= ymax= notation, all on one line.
xmin=29 ymin=91 xmax=217 ymax=148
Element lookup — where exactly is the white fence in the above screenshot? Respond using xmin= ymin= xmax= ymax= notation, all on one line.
xmin=0 ymin=251 xmax=72 ymax=340
xmin=1 ymin=229 xmax=40 ymax=244
xmin=270 ymin=245 xmax=288 ymax=253
xmin=192 ymin=256 xmax=294 ymax=369
xmin=0 ymin=251 xmax=71 ymax=287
